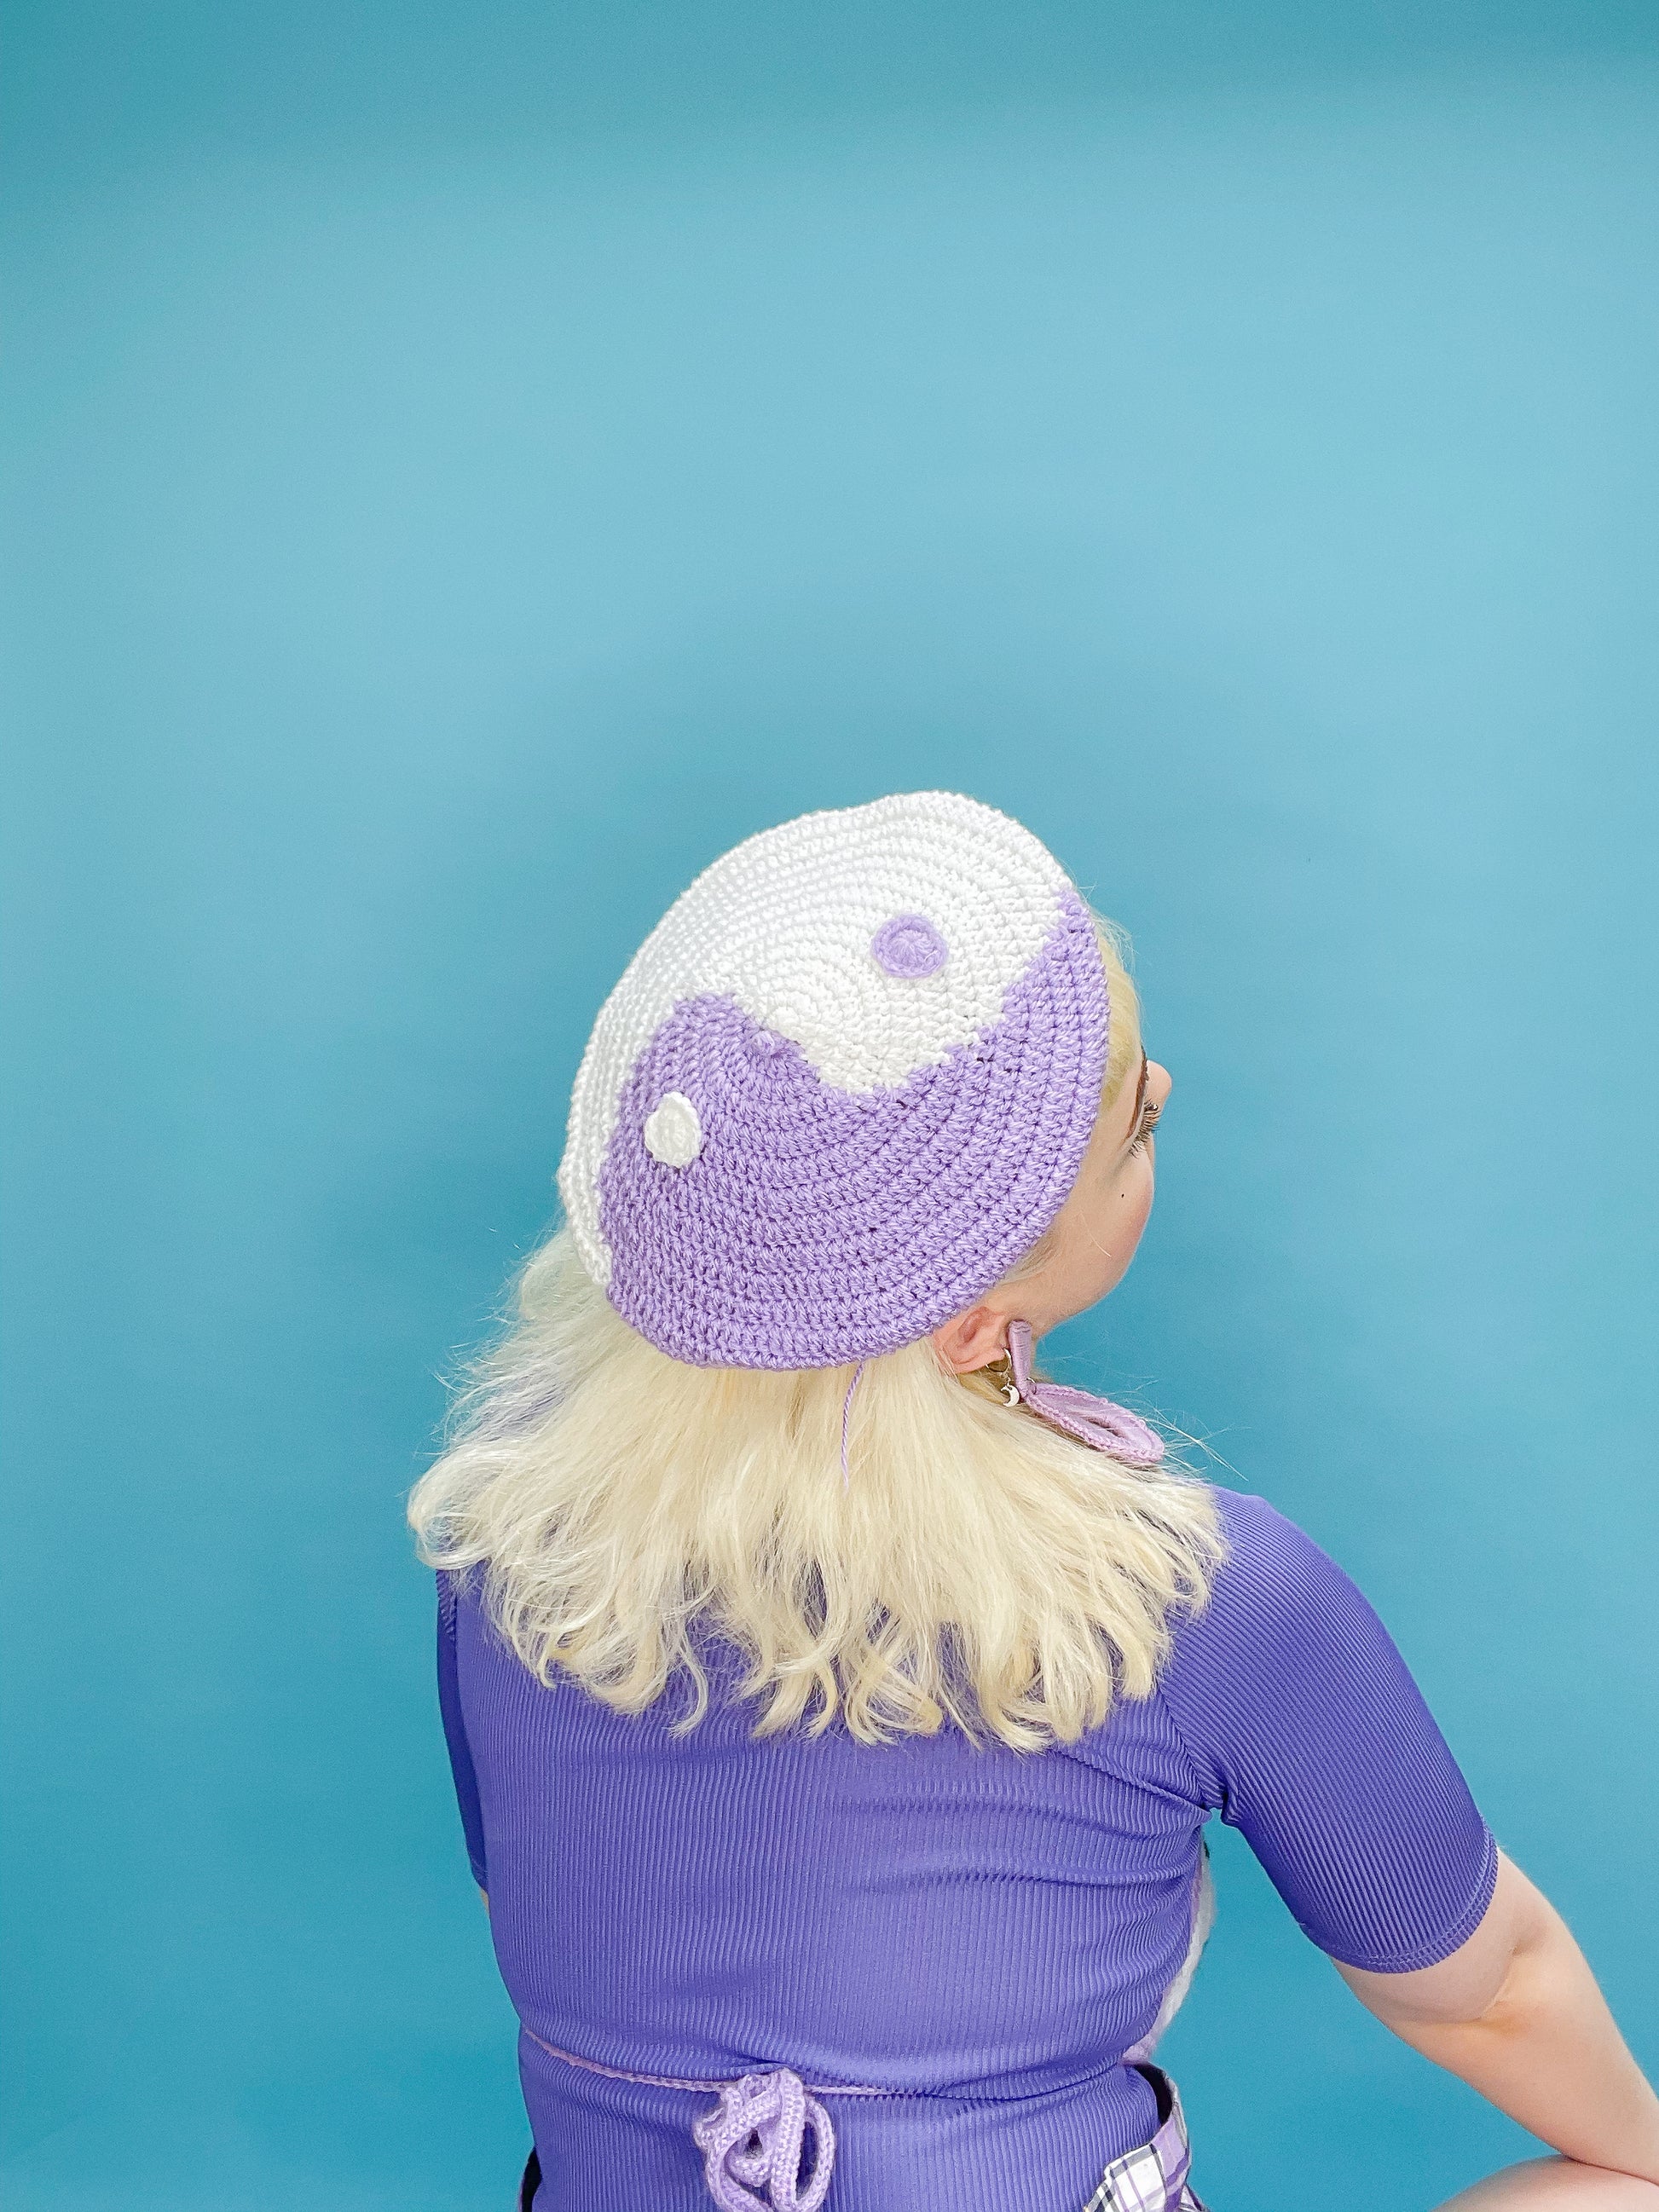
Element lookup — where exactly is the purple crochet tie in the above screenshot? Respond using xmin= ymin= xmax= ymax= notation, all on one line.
xmin=1004 ymin=1320 xmax=1165 ymax=1467
xmin=691 ymin=2066 xmax=835 ymax=2212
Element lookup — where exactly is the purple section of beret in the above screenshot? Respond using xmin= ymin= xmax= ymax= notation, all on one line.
xmin=596 ymin=891 xmax=1110 ymax=1368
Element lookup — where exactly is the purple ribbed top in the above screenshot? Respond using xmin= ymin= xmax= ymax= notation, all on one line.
xmin=436 ymin=1490 xmax=1495 ymax=2211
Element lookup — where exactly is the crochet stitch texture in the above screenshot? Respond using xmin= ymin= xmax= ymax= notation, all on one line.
xmin=558 ymin=791 xmax=1111 ymax=1368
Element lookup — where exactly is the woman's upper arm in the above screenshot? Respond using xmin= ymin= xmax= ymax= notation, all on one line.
xmin=1336 ymin=1851 xmax=1539 ymax=2027
xmin=436 ymin=1571 xmax=489 ymax=1891
xmin=1159 ymin=1491 xmax=1498 ymax=1974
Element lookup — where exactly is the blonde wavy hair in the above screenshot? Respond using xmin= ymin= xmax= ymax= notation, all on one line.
xmin=408 ymin=925 xmax=1223 ymax=1750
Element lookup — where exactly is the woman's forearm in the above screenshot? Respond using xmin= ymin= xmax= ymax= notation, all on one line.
xmin=1349 ymin=1863 xmax=1659 ymax=2185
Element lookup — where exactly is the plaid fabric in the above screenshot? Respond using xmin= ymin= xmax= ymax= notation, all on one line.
xmin=1080 ymin=2065 xmax=1205 ymax=2212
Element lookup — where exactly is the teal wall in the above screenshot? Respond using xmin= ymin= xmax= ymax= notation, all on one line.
xmin=3 ymin=7 xmax=1656 ymax=2207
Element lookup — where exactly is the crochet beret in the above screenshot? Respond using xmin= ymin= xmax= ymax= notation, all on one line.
xmin=557 ymin=791 xmax=1110 ymax=1368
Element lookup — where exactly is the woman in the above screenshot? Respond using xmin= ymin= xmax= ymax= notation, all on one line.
xmin=412 ymin=791 xmax=1659 ymax=2210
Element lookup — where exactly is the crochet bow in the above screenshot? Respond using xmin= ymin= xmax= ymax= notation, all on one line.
xmin=1001 ymin=1320 xmax=1165 ymax=1467
xmin=691 ymin=2066 xmax=836 ymax=2212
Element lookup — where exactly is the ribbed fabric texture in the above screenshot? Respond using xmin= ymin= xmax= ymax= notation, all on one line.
xmin=436 ymin=1491 xmax=1495 ymax=2212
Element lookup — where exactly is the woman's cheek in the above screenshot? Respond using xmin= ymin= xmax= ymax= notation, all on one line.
xmin=1119 ymin=1161 xmax=1156 ymax=1254
xmin=1112 ymin=1157 xmax=1152 ymax=1217
xmin=1097 ymin=1171 xmax=1153 ymax=1280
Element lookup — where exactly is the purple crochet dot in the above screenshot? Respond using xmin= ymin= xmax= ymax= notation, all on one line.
xmin=870 ymin=913 xmax=948 ymax=979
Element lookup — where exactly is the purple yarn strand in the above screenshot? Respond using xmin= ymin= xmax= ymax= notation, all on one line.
xmin=840 ymin=1360 xmax=867 ymax=1487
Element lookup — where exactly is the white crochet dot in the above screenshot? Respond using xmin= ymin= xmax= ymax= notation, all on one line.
xmin=642 ymin=1090 xmax=702 ymax=1167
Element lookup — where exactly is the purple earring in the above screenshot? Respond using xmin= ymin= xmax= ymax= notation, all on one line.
xmin=999 ymin=1320 xmax=1164 ymax=1467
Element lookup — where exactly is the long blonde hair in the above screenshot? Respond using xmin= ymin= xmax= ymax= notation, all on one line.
xmin=408 ymin=925 xmax=1222 ymax=1751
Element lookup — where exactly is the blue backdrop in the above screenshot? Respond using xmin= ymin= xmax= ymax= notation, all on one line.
xmin=3 ymin=6 xmax=1656 ymax=2208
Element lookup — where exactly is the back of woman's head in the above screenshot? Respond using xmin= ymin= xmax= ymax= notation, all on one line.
xmin=409 ymin=794 xmax=1220 ymax=1749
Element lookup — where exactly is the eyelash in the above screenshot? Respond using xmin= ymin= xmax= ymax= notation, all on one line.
xmin=1129 ymin=1100 xmax=1163 ymax=1153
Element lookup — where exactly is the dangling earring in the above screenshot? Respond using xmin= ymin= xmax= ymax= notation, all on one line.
xmin=977 ymin=1348 xmax=1020 ymax=1407
xmin=991 ymin=1320 xmax=1165 ymax=1467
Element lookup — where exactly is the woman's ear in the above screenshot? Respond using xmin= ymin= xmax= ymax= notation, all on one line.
xmin=930 ymin=1302 xmax=1010 ymax=1376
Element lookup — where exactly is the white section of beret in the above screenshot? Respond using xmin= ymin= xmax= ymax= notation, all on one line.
xmin=558 ymin=790 xmax=1075 ymax=1287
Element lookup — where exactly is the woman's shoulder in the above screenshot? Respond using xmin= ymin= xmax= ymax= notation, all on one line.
xmin=1207 ymin=1482 xmax=1333 ymax=1573
xmin=1193 ymin=1485 xmax=1360 ymax=1612
xmin=1158 ymin=1484 xmax=1444 ymax=1786
xmin=1167 ymin=1485 xmax=1399 ymax=1689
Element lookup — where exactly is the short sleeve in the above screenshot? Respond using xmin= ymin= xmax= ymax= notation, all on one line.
xmin=436 ymin=1571 xmax=488 ymax=1891
xmin=1157 ymin=1491 xmax=1497 ymax=1972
